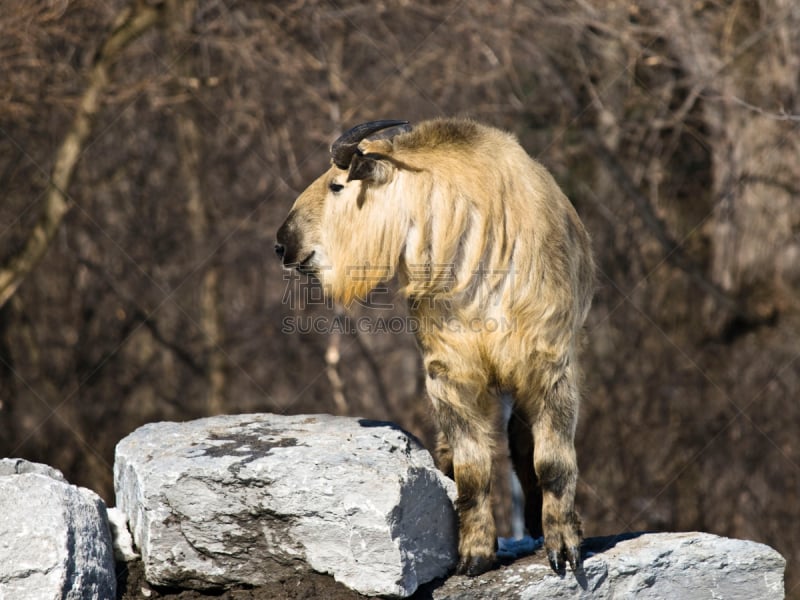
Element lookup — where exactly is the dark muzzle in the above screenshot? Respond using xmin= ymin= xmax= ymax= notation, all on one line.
xmin=275 ymin=218 xmax=299 ymax=266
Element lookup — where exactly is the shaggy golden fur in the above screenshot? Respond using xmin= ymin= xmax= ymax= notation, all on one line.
xmin=277 ymin=118 xmax=594 ymax=576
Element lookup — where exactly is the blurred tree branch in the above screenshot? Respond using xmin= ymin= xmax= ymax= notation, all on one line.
xmin=0 ymin=0 xmax=173 ymax=309
xmin=76 ymin=256 xmax=204 ymax=376
xmin=722 ymin=95 xmax=800 ymax=122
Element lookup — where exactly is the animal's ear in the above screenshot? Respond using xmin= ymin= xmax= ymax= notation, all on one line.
xmin=347 ymin=152 xmax=389 ymax=183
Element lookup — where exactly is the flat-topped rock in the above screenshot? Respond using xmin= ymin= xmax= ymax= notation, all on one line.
xmin=114 ymin=413 xmax=458 ymax=598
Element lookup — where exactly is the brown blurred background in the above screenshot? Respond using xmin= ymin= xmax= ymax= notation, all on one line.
xmin=1 ymin=0 xmax=798 ymax=595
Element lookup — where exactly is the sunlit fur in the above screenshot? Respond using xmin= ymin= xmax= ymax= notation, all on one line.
xmin=278 ymin=118 xmax=594 ymax=575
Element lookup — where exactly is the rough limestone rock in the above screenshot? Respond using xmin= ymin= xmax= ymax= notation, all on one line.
xmin=114 ymin=413 xmax=458 ymax=597
xmin=0 ymin=459 xmax=116 ymax=600
xmin=429 ymin=532 xmax=785 ymax=599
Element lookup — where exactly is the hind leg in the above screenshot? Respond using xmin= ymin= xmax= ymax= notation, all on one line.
xmin=531 ymin=369 xmax=583 ymax=573
xmin=507 ymin=407 xmax=543 ymax=538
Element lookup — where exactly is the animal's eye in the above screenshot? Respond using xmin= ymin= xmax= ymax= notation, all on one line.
xmin=329 ymin=182 xmax=344 ymax=193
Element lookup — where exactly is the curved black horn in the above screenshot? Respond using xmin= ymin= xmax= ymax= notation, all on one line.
xmin=330 ymin=120 xmax=410 ymax=169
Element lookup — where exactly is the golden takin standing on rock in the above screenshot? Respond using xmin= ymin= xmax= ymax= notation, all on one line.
xmin=276 ymin=118 xmax=595 ymax=577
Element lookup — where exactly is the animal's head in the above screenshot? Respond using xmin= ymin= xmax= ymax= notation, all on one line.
xmin=275 ymin=120 xmax=415 ymax=305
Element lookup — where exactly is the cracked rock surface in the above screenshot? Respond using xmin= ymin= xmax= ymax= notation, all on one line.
xmin=114 ymin=413 xmax=458 ymax=598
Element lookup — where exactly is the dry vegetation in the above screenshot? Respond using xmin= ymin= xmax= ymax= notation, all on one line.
xmin=1 ymin=0 xmax=798 ymax=595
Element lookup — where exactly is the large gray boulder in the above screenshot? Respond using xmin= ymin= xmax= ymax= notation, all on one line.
xmin=0 ymin=458 xmax=116 ymax=600
xmin=430 ymin=531 xmax=785 ymax=599
xmin=114 ymin=413 xmax=458 ymax=597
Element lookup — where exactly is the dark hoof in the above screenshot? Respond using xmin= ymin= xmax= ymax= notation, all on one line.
xmin=456 ymin=554 xmax=496 ymax=577
xmin=547 ymin=545 xmax=583 ymax=574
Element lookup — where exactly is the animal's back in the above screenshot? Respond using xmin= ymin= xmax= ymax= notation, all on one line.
xmin=392 ymin=118 xmax=594 ymax=333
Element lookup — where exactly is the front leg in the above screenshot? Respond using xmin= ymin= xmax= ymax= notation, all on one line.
xmin=426 ymin=363 xmax=497 ymax=576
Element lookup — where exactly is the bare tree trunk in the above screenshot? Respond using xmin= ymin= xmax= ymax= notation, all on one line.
xmin=177 ymin=115 xmax=227 ymax=414
xmin=321 ymin=26 xmax=349 ymax=415
xmin=173 ymin=0 xmax=226 ymax=415
xmin=0 ymin=0 xmax=170 ymax=309
xmin=201 ymin=267 xmax=226 ymax=414
xmin=0 ymin=299 xmax=19 ymax=439
xmin=325 ymin=312 xmax=348 ymax=415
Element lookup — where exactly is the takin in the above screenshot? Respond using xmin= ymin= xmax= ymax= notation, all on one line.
xmin=275 ymin=118 xmax=595 ymax=576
